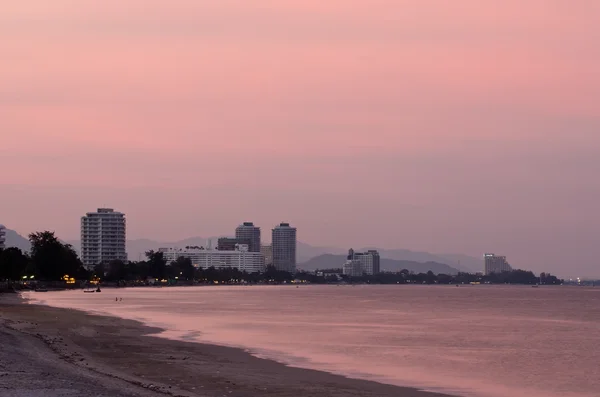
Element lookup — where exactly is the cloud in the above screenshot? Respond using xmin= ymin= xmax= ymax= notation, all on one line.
xmin=2 ymin=0 xmax=600 ymax=276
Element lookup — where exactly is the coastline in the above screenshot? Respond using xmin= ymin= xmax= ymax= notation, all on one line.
xmin=0 ymin=294 xmax=454 ymax=397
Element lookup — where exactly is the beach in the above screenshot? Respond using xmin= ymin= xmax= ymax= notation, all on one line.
xmin=0 ymin=294 xmax=450 ymax=397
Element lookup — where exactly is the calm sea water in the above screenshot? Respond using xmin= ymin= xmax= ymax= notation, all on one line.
xmin=24 ymin=285 xmax=600 ymax=397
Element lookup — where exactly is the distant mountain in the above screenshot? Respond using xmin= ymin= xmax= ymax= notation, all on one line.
xmin=297 ymin=242 xmax=346 ymax=263
xmin=359 ymin=247 xmax=479 ymax=272
xmin=435 ymin=253 xmax=482 ymax=273
xmin=4 ymin=229 xmax=31 ymax=252
xmin=298 ymin=254 xmax=461 ymax=275
xmin=4 ymin=229 xmax=80 ymax=253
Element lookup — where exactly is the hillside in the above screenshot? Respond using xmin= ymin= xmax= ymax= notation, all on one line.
xmin=4 ymin=229 xmax=31 ymax=252
xmin=298 ymin=254 xmax=461 ymax=275
xmin=359 ymin=248 xmax=479 ymax=272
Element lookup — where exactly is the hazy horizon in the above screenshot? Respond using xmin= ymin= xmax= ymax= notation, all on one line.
xmin=2 ymin=1 xmax=599 ymax=277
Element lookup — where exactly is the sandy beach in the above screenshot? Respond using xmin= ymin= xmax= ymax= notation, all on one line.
xmin=0 ymin=293 xmax=451 ymax=397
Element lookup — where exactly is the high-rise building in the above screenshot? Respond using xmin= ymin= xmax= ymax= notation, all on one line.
xmin=218 ymin=237 xmax=250 ymax=251
xmin=159 ymin=244 xmax=265 ymax=273
xmin=355 ymin=250 xmax=381 ymax=275
xmin=235 ymin=222 xmax=261 ymax=253
xmin=261 ymin=244 xmax=273 ymax=266
xmin=81 ymin=208 xmax=127 ymax=269
xmin=343 ymin=248 xmax=381 ymax=276
xmin=272 ymin=223 xmax=297 ymax=273
xmin=0 ymin=224 xmax=6 ymax=250
xmin=484 ymin=253 xmax=512 ymax=275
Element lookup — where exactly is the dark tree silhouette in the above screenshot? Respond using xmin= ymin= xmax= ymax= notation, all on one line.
xmin=29 ymin=231 xmax=84 ymax=280
xmin=168 ymin=256 xmax=195 ymax=280
xmin=145 ymin=250 xmax=167 ymax=279
xmin=0 ymin=247 xmax=29 ymax=281
xmin=107 ymin=259 xmax=127 ymax=281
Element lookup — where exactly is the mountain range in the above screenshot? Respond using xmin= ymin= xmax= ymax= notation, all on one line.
xmin=3 ymin=229 xmax=480 ymax=274
xmin=3 ymin=229 xmax=30 ymax=252
xmin=298 ymin=254 xmax=460 ymax=274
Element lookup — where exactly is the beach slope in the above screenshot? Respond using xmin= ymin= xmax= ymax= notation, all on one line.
xmin=1 ymin=295 xmax=451 ymax=397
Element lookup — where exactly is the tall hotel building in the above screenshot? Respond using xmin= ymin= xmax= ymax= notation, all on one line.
xmin=355 ymin=250 xmax=381 ymax=275
xmin=235 ymin=222 xmax=261 ymax=253
xmin=484 ymin=253 xmax=512 ymax=275
xmin=0 ymin=224 xmax=6 ymax=250
xmin=81 ymin=208 xmax=127 ymax=269
xmin=272 ymin=223 xmax=297 ymax=273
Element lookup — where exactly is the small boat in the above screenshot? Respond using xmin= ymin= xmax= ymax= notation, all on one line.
xmin=83 ymin=290 xmax=95 ymax=293
xmin=35 ymin=288 xmax=49 ymax=292
xmin=531 ymin=285 xmax=539 ymax=288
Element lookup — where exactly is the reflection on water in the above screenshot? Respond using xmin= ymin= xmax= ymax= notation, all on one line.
xmin=24 ymin=285 xmax=600 ymax=397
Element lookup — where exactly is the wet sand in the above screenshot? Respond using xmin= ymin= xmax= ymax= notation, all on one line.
xmin=0 ymin=294 xmax=452 ymax=397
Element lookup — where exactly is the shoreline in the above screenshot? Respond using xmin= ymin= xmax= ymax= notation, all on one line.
xmin=1 ymin=294 xmax=454 ymax=397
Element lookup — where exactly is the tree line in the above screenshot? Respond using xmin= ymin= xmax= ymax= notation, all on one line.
xmin=0 ymin=231 xmax=87 ymax=282
xmin=0 ymin=232 xmax=297 ymax=284
xmin=330 ymin=269 xmax=563 ymax=285
xmin=94 ymin=254 xmax=297 ymax=285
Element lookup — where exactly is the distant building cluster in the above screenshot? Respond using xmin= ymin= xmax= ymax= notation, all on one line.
xmin=74 ymin=208 xmax=387 ymax=275
xmin=342 ymin=249 xmax=381 ymax=276
xmin=5 ymin=210 xmax=519 ymax=279
xmin=0 ymin=224 xmax=6 ymax=250
xmin=484 ymin=253 xmax=512 ymax=275
xmin=159 ymin=221 xmax=297 ymax=274
xmin=78 ymin=209 xmax=299 ymax=273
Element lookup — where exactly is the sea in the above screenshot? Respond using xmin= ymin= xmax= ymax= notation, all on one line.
xmin=24 ymin=285 xmax=600 ymax=397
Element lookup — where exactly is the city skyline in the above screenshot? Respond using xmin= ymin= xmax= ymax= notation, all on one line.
xmin=1 ymin=218 xmax=597 ymax=278
xmin=2 ymin=2 xmax=599 ymax=278
xmin=1 ymin=219 xmax=592 ymax=278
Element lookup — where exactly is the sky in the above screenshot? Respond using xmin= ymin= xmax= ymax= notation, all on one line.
xmin=2 ymin=1 xmax=599 ymax=277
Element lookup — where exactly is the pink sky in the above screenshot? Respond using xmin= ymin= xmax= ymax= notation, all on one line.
xmin=2 ymin=1 xmax=599 ymax=276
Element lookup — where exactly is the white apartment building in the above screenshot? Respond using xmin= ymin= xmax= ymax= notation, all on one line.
xmin=158 ymin=244 xmax=265 ymax=273
xmin=81 ymin=208 xmax=127 ymax=269
xmin=484 ymin=253 xmax=513 ymax=275
xmin=0 ymin=224 xmax=6 ymax=250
